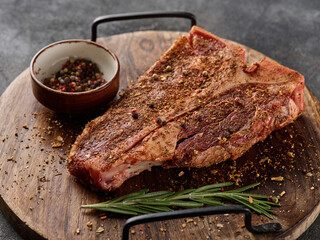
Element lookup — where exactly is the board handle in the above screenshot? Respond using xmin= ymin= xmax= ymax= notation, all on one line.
xmin=122 ymin=205 xmax=282 ymax=240
xmin=91 ymin=11 xmax=197 ymax=42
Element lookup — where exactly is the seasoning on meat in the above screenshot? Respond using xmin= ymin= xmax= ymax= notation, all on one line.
xmin=156 ymin=118 xmax=163 ymax=125
xmin=67 ymin=26 xmax=305 ymax=191
xmin=132 ymin=112 xmax=139 ymax=119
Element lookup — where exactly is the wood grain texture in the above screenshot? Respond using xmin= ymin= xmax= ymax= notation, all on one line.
xmin=0 ymin=31 xmax=320 ymax=240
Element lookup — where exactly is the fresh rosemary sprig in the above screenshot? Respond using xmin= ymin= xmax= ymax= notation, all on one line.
xmin=82 ymin=182 xmax=280 ymax=219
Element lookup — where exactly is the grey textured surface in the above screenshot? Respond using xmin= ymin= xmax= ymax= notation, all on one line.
xmin=0 ymin=0 xmax=319 ymax=239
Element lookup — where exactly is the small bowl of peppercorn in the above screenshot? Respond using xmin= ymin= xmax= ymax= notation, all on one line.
xmin=30 ymin=39 xmax=119 ymax=114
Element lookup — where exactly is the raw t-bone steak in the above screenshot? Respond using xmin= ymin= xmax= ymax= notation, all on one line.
xmin=67 ymin=26 xmax=305 ymax=191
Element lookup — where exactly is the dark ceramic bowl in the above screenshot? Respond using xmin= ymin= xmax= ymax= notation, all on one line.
xmin=30 ymin=39 xmax=119 ymax=114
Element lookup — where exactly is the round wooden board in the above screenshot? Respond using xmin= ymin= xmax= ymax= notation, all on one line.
xmin=0 ymin=31 xmax=320 ymax=240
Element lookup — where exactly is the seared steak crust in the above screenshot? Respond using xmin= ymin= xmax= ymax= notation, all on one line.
xmin=67 ymin=26 xmax=305 ymax=191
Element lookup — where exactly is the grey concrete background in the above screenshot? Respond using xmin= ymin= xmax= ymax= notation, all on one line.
xmin=0 ymin=0 xmax=319 ymax=239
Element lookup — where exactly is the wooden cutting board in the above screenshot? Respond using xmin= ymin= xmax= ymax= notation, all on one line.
xmin=1 ymin=30 xmax=320 ymax=240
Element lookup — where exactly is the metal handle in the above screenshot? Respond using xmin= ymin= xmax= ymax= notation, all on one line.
xmin=91 ymin=11 xmax=197 ymax=42
xmin=122 ymin=205 xmax=282 ymax=240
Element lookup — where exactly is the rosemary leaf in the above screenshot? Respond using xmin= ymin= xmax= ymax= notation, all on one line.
xmin=138 ymin=204 xmax=174 ymax=213
xmin=225 ymin=182 xmax=261 ymax=193
xmin=193 ymin=182 xmax=234 ymax=193
xmin=262 ymin=201 xmax=281 ymax=207
xmin=168 ymin=200 xmax=204 ymax=208
xmin=191 ymin=198 xmax=224 ymax=206
xmin=92 ymin=207 xmax=138 ymax=215
xmin=233 ymin=193 xmax=271 ymax=199
xmin=106 ymin=189 xmax=149 ymax=204
xmin=121 ymin=206 xmax=151 ymax=215
xmin=136 ymin=200 xmax=177 ymax=206
xmin=133 ymin=190 xmax=173 ymax=199
xmin=170 ymin=189 xmax=194 ymax=198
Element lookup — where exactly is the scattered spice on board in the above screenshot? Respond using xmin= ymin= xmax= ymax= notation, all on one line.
xmin=86 ymin=221 xmax=92 ymax=228
xmin=43 ymin=58 xmax=106 ymax=92
xmin=287 ymin=151 xmax=295 ymax=158
xmin=271 ymin=176 xmax=284 ymax=182
xmin=280 ymin=191 xmax=286 ymax=197
xmin=306 ymin=172 xmax=313 ymax=177
xmin=96 ymin=227 xmax=104 ymax=233
xmin=56 ymin=136 xmax=64 ymax=142
xmin=52 ymin=142 xmax=63 ymax=148
xmin=75 ymin=228 xmax=81 ymax=235
xmin=217 ymin=223 xmax=224 ymax=229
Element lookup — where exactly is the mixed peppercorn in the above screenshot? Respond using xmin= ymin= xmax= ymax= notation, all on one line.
xmin=43 ymin=58 xmax=106 ymax=92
